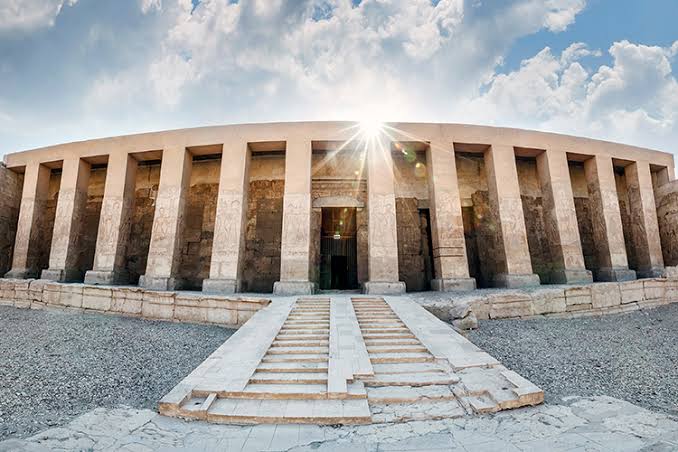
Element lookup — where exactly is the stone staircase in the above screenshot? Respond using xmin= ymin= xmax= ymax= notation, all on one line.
xmin=165 ymin=297 xmax=371 ymax=424
xmin=352 ymin=297 xmax=467 ymax=422
xmin=160 ymin=295 xmax=544 ymax=425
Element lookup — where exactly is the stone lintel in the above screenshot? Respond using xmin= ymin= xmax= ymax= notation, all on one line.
xmin=83 ymin=270 xmax=129 ymax=286
xmin=202 ymin=278 xmax=241 ymax=295
xmin=596 ymin=267 xmax=637 ymax=282
xmin=362 ymin=281 xmax=406 ymax=295
xmin=493 ymin=273 xmax=541 ymax=289
xmin=550 ymin=269 xmax=593 ymax=285
xmin=431 ymin=278 xmax=476 ymax=292
xmin=272 ymin=280 xmax=317 ymax=295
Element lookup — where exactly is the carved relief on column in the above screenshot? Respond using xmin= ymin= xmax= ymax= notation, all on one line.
xmin=273 ymin=139 xmax=316 ymax=295
xmin=139 ymin=146 xmax=192 ymax=291
xmin=42 ymin=158 xmax=91 ymax=282
xmin=364 ymin=138 xmax=406 ymax=294
xmin=426 ymin=140 xmax=475 ymax=291
xmin=536 ymin=150 xmax=592 ymax=284
xmin=84 ymin=153 xmax=138 ymax=285
xmin=5 ymin=162 xmax=51 ymax=279
xmin=624 ymin=161 xmax=664 ymax=277
xmin=203 ymin=141 xmax=251 ymax=294
xmin=484 ymin=144 xmax=540 ymax=288
xmin=584 ymin=155 xmax=636 ymax=281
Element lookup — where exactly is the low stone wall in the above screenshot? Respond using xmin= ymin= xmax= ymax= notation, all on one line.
xmin=419 ymin=275 xmax=678 ymax=329
xmin=0 ymin=278 xmax=270 ymax=328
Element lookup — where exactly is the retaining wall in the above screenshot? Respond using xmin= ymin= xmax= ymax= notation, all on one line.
xmin=0 ymin=278 xmax=270 ymax=328
xmin=420 ymin=274 xmax=678 ymax=328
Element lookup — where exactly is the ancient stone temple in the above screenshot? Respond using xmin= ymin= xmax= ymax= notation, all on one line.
xmin=1 ymin=122 xmax=677 ymax=295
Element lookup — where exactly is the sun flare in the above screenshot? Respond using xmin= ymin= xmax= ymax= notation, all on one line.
xmin=359 ymin=119 xmax=385 ymax=139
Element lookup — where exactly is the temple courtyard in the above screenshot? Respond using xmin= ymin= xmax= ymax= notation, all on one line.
xmin=1 ymin=298 xmax=677 ymax=451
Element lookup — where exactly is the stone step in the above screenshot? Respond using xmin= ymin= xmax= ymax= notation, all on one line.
xmin=360 ymin=328 xmax=410 ymax=333
xmin=362 ymin=333 xmax=416 ymax=339
xmin=256 ymin=362 xmax=329 ymax=373
xmin=364 ymin=339 xmax=421 ymax=346
xmin=204 ymin=398 xmax=371 ymax=425
xmin=357 ymin=318 xmax=404 ymax=324
xmin=363 ymin=373 xmax=457 ymax=387
xmin=372 ymin=363 xmax=448 ymax=374
xmin=279 ymin=329 xmax=330 ymax=334
xmin=371 ymin=400 xmax=467 ymax=423
xmin=366 ymin=345 xmax=428 ymax=353
xmin=266 ymin=347 xmax=329 ymax=355
xmin=369 ymin=352 xmax=434 ymax=364
xmin=272 ymin=340 xmax=329 ymax=347
xmin=366 ymin=384 xmax=457 ymax=404
xmin=250 ymin=372 xmax=328 ymax=384
xmin=234 ymin=382 xmax=366 ymax=400
xmin=275 ymin=334 xmax=327 ymax=341
xmin=262 ymin=354 xmax=329 ymax=363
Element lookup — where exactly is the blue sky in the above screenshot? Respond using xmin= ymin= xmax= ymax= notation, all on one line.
xmin=1 ymin=0 xmax=677 ymax=162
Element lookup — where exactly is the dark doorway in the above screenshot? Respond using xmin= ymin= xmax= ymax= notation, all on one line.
xmin=319 ymin=207 xmax=358 ymax=290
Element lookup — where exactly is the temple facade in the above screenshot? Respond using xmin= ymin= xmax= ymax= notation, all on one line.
xmin=1 ymin=122 xmax=676 ymax=295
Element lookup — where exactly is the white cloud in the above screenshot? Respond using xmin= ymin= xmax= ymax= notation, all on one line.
xmin=465 ymin=40 xmax=678 ymax=152
xmin=543 ymin=0 xmax=586 ymax=32
xmin=140 ymin=0 xmax=162 ymax=14
xmin=0 ymin=0 xmax=77 ymax=32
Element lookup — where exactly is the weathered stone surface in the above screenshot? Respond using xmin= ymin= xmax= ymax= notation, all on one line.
xmin=590 ymin=282 xmax=622 ymax=308
xmin=619 ymin=280 xmax=645 ymax=304
xmin=531 ymin=288 xmax=566 ymax=315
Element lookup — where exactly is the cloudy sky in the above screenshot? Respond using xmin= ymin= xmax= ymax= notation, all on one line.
xmin=1 ymin=0 xmax=677 ymax=161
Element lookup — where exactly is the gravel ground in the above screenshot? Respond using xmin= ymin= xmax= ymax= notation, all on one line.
xmin=0 ymin=306 xmax=234 ymax=440
xmin=468 ymin=303 xmax=678 ymax=416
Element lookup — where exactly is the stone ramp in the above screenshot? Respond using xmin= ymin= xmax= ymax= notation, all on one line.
xmin=159 ymin=295 xmax=543 ymax=425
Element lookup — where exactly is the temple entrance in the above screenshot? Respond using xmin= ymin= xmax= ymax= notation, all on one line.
xmin=319 ymin=207 xmax=358 ymax=290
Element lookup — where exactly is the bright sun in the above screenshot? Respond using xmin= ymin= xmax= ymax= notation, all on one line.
xmin=359 ymin=119 xmax=385 ymax=139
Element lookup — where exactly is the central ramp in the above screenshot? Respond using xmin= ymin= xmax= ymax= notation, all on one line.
xmin=159 ymin=296 xmax=543 ymax=425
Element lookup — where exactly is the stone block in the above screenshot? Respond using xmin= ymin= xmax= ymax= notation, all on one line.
xmin=531 ymin=288 xmax=566 ymax=315
xmin=14 ymin=280 xmax=32 ymax=304
xmin=362 ymin=281 xmax=406 ymax=295
xmin=42 ymin=283 xmax=62 ymax=305
xmin=206 ymin=308 xmax=238 ymax=325
xmin=619 ymin=280 xmax=644 ymax=304
xmin=0 ymin=279 xmax=16 ymax=301
xmin=565 ymin=286 xmax=592 ymax=306
xmin=273 ymin=280 xmax=318 ymax=295
xmin=28 ymin=279 xmax=47 ymax=303
xmin=643 ymin=278 xmax=666 ymax=301
xmin=550 ymin=269 xmax=593 ymax=285
xmin=590 ymin=283 xmax=621 ymax=309
xmin=470 ymin=299 xmax=490 ymax=320
xmin=174 ymin=305 xmax=208 ymax=323
xmin=666 ymin=277 xmax=678 ymax=303
xmin=665 ymin=266 xmax=678 ymax=278
xmin=141 ymin=302 xmax=174 ymax=320
xmin=493 ymin=273 xmax=541 ymax=289
xmin=111 ymin=288 xmax=143 ymax=315
xmin=82 ymin=286 xmax=113 ymax=311
xmin=489 ymin=301 xmax=533 ymax=318
xmin=202 ymin=278 xmax=240 ymax=294
xmin=596 ymin=267 xmax=636 ymax=282
xmin=143 ymin=290 xmax=176 ymax=305
xmin=175 ymin=294 xmax=203 ymax=308
xmin=566 ymin=303 xmax=593 ymax=312
xmin=58 ymin=284 xmax=84 ymax=308
xmin=430 ymin=278 xmax=476 ymax=291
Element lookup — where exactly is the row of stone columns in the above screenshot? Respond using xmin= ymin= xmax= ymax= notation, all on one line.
xmin=4 ymin=140 xmax=666 ymax=293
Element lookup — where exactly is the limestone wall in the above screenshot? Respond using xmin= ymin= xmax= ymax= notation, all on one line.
xmin=395 ymin=198 xmax=433 ymax=291
xmin=0 ymin=278 xmax=269 ymax=328
xmin=0 ymin=164 xmax=23 ymax=275
xmin=420 ymin=277 xmax=678 ymax=326
xmin=656 ymin=180 xmax=678 ymax=266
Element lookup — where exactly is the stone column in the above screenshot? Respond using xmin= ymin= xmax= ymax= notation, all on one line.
xmin=484 ymin=145 xmax=540 ymax=288
xmin=139 ymin=146 xmax=192 ymax=290
xmin=84 ymin=153 xmax=138 ymax=285
xmin=584 ymin=155 xmax=636 ymax=281
xmin=42 ymin=158 xmax=91 ymax=282
xmin=624 ymin=161 xmax=664 ymax=277
xmin=273 ymin=139 xmax=316 ymax=295
xmin=536 ymin=150 xmax=592 ymax=284
xmin=5 ymin=162 xmax=51 ymax=279
xmin=203 ymin=141 xmax=251 ymax=294
xmin=426 ymin=140 xmax=475 ymax=291
xmin=364 ymin=138 xmax=406 ymax=294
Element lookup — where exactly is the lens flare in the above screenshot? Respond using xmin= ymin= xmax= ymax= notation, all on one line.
xmin=359 ymin=119 xmax=384 ymax=139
